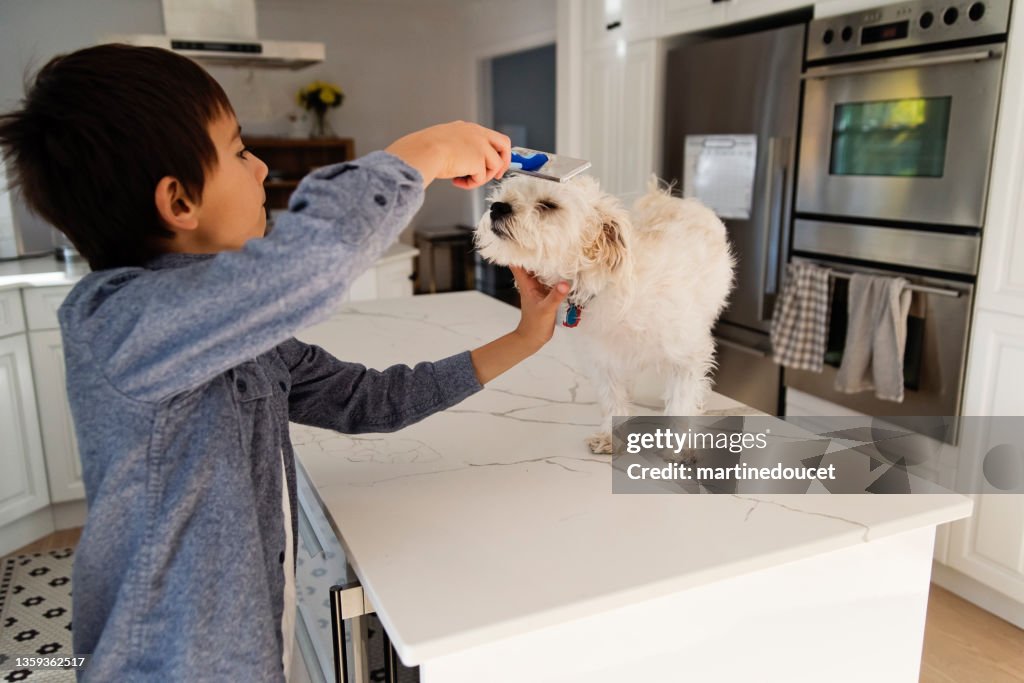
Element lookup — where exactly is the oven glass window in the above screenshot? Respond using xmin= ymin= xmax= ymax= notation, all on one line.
xmin=830 ymin=97 xmax=952 ymax=177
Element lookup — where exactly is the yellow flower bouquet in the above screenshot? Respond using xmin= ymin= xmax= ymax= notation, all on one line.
xmin=296 ymin=80 xmax=344 ymax=137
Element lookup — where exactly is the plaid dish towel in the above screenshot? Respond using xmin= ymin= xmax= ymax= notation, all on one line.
xmin=770 ymin=261 xmax=832 ymax=372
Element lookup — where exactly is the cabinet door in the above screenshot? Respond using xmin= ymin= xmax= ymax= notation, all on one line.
xmin=581 ymin=47 xmax=622 ymax=194
xmin=375 ymin=260 xmax=415 ymax=299
xmin=655 ymin=0 xmax=728 ymax=35
xmin=22 ymin=285 xmax=73 ymax=331
xmin=0 ymin=334 xmax=50 ymax=527
xmin=583 ymin=0 xmax=655 ymax=50
xmin=0 ymin=290 xmax=26 ymax=337
xmin=295 ymin=460 xmax=354 ymax=683
xmin=947 ymin=494 xmax=1024 ymax=602
xmin=581 ymin=41 xmax=659 ymax=200
xmin=28 ymin=330 xmax=84 ymax=503
xmin=619 ymin=39 xmax=659 ymax=200
xmin=949 ymin=310 xmax=1024 ymax=602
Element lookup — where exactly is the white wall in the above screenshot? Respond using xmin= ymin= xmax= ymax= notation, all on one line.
xmin=0 ymin=0 xmax=557 ymax=237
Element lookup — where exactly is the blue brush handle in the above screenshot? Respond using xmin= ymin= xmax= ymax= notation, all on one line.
xmin=510 ymin=151 xmax=549 ymax=172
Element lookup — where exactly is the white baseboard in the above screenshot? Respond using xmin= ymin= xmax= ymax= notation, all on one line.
xmin=0 ymin=499 xmax=87 ymax=557
xmin=931 ymin=560 xmax=1024 ymax=629
xmin=51 ymin=499 xmax=87 ymax=530
xmin=0 ymin=507 xmax=56 ymax=557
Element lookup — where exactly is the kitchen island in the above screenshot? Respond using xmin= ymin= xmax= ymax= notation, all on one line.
xmin=292 ymin=291 xmax=972 ymax=683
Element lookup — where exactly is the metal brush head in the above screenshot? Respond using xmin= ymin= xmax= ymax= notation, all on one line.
xmin=506 ymin=147 xmax=592 ymax=183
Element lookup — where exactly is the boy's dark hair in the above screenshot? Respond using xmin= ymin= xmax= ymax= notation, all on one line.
xmin=0 ymin=44 xmax=234 ymax=270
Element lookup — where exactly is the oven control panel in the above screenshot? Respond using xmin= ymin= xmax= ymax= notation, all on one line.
xmin=806 ymin=0 xmax=1010 ymax=63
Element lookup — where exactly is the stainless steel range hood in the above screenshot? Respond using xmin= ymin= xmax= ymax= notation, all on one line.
xmin=108 ymin=0 xmax=324 ymax=69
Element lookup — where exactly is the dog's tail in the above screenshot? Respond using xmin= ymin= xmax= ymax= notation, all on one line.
xmin=630 ymin=174 xmax=686 ymax=234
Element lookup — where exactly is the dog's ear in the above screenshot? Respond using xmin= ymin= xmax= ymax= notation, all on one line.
xmin=584 ymin=216 xmax=627 ymax=273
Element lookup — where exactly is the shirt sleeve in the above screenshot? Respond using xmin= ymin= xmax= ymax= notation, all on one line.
xmin=58 ymin=151 xmax=424 ymax=403
xmin=276 ymin=338 xmax=482 ymax=433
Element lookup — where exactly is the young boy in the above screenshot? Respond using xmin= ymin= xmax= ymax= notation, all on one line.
xmin=0 ymin=44 xmax=569 ymax=682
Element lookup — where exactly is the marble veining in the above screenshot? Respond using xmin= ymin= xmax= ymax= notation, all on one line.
xmin=291 ymin=291 xmax=971 ymax=664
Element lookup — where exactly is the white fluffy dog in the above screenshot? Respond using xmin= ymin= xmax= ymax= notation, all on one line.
xmin=474 ymin=174 xmax=735 ymax=454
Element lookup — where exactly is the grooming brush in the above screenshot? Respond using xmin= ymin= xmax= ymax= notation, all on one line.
xmin=507 ymin=147 xmax=591 ymax=183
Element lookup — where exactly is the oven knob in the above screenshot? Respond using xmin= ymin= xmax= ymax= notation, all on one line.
xmin=943 ymin=6 xmax=959 ymax=24
xmin=969 ymin=2 xmax=986 ymax=20
xmin=823 ymin=28 xmax=835 ymax=44
xmin=920 ymin=11 xmax=935 ymax=28
xmin=841 ymin=26 xmax=853 ymax=41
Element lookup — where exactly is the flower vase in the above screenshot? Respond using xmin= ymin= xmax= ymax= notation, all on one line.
xmin=310 ymin=109 xmax=334 ymax=139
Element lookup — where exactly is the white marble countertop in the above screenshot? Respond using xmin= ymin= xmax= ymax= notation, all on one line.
xmin=0 ymin=255 xmax=89 ymax=291
xmin=292 ymin=291 xmax=972 ymax=665
xmin=0 ymin=243 xmax=418 ymax=293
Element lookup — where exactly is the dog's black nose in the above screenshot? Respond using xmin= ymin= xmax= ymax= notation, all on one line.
xmin=490 ymin=201 xmax=512 ymax=219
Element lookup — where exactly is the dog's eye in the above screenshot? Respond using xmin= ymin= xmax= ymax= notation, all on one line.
xmin=537 ymin=200 xmax=559 ymax=211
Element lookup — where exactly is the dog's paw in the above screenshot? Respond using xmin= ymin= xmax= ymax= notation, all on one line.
xmin=586 ymin=432 xmax=614 ymax=455
xmin=677 ymin=446 xmax=699 ymax=466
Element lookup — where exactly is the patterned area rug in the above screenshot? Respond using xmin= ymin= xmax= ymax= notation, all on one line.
xmin=0 ymin=548 xmax=75 ymax=682
xmin=0 ymin=547 xmax=417 ymax=682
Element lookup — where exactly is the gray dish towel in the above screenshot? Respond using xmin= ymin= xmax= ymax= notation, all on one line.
xmin=770 ymin=261 xmax=832 ymax=372
xmin=834 ymin=273 xmax=913 ymax=402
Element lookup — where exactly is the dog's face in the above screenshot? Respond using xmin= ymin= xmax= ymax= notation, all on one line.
xmin=474 ymin=175 xmax=629 ymax=291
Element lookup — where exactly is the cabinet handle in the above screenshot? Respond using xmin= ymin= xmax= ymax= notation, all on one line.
xmin=605 ymin=20 xmax=622 ymax=30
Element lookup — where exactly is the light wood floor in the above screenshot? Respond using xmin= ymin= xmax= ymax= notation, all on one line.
xmin=5 ymin=529 xmax=1023 ymax=681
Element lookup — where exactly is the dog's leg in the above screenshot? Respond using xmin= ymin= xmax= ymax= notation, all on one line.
xmin=586 ymin=361 xmax=630 ymax=455
xmin=663 ymin=363 xmax=710 ymax=418
xmin=663 ymin=363 xmax=712 ymax=465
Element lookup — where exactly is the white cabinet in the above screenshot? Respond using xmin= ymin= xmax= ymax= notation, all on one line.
xmin=0 ymin=290 xmax=25 ymax=337
xmin=28 ymin=329 xmax=83 ymax=503
xmin=583 ymin=0 xmax=655 ymax=50
xmin=0 ymin=329 xmax=50 ymax=529
xmin=580 ymin=38 xmax=659 ymax=199
xmin=939 ymin=0 xmax=1024 ymax=629
xmin=581 ymin=47 xmax=622 ymax=191
xmin=20 ymin=286 xmax=85 ymax=504
xmin=942 ymin=309 xmax=1024 ymax=627
xmin=654 ymin=0 xmax=727 ymax=36
xmin=21 ymin=285 xmax=71 ymax=330
xmin=341 ymin=246 xmax=418 ymax=303
xmin=947 ymin=494 xmax=1024 ymax=603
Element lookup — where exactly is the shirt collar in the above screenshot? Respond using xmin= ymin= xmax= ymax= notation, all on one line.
xmin=144 ymin=252 xmax=218 ymax=271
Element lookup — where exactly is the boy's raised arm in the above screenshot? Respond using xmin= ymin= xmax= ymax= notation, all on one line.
xmin=60 ymin=123 xmax=511 ymax=404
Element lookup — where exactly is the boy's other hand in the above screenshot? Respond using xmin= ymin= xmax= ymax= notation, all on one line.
xmin=510 ymin=266 xmax=570 ymax=351
xmin=385 ymin=121 xmax=511 ymax=189
xmin=468 ymin=267 xmax=570 ymax=385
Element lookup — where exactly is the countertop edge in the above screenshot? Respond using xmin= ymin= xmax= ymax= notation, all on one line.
xmin=381 ymin=499 xmax=970 ymax=664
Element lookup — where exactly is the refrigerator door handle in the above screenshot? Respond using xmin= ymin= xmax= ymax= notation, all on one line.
xmin=758 ymin=136 xmax=790 ymax=321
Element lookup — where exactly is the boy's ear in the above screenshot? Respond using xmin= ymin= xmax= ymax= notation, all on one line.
xmin=154 ymin=176 xmax=199 ymax=233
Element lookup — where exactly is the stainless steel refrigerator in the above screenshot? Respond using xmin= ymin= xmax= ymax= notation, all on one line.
xmin=662 ymin=20 xmax=806 ymax=415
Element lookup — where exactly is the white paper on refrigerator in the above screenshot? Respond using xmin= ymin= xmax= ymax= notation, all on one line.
xmin=683 ymin=135 xmax=757 ymax=220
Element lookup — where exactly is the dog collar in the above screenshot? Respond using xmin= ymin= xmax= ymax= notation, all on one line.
xmin=563 ymin=302 xmax=583 ymax=328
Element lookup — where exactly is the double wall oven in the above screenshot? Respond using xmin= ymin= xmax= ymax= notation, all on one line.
xmin=787 ymin=0 xmax=1011 ymax=431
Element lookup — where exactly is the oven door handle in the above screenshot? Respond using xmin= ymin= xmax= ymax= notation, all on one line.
xmin=802 ymin=48 xmax=1001 ymax=80
xmin=716 ymin=337 xmax=771 ymax=358
xmin=759 ymin=136 xmax=790 ymax=321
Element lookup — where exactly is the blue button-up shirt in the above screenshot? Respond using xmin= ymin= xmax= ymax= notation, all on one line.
xmin=61 ymin=152 xmax=482 ymax=681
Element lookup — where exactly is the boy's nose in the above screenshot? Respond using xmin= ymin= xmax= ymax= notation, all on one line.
xmin=254 ymin=155 xmax=269 ymax=183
